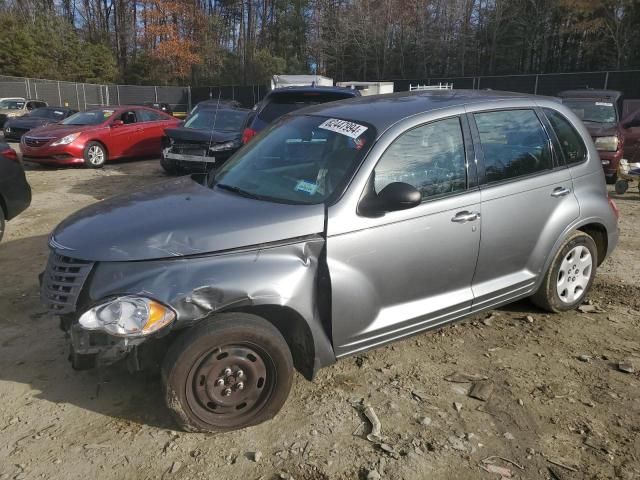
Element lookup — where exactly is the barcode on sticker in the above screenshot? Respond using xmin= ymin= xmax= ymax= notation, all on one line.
xmin=319 ymin=118 xmax=368 ymax=139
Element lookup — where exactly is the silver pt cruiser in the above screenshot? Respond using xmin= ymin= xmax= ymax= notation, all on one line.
xmin=41 ymin=90 xmax=619 ymax=432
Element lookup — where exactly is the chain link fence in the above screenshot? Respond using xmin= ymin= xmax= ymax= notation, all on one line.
xmin=1 ymin=70 xmax=638 ymax=115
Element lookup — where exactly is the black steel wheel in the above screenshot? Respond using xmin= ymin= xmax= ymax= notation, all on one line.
xmin=615 ymin=179 xmax=629 ymax=195
xmin=0 ymin=206 xmax=5 ymax=243
xmin=162 ymin=312 xmax=293 ymax=432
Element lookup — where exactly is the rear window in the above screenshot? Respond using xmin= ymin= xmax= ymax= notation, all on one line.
xmin=562 ymin=99 xmax=617 ymax=124
xmin=544 ymin=108 xmax=588 ymax=165
xmin=258 ymin=93 xmax=353 ymax=123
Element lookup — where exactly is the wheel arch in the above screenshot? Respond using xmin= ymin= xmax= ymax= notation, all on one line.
xmin=86 ymin=139 xmax=110 ymax=159
xmin=229 ymin=304 xmax=316 ymax=381
xmin=577 ymin=222 xmax=608 ymax=266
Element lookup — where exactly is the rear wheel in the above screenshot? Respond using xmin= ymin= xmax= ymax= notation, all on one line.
xmin=84 ymin=142 xmax=107 ymax=168
xmin=531 ymin=231 xmax=597 ymax=312
xmin=162 ymin=312 xmax=293 ymax=432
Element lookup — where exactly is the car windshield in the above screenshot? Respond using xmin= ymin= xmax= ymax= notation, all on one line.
xmin=30 ymin=108 xmax=66 ymax=120
xmin=212 ymin=115 xmax=375 ymax=205
xmin=183 ymin=109 xmax=248 ymax=131
xmin=0 ymin=100 xmax=25 ymax=110
xmin=563 ymin=99 xmax=617 ymax=124
xmin=62 ymin=109 xmax=114 ymax=126
xmin=257 ymin=93 xmax=354 ymax=123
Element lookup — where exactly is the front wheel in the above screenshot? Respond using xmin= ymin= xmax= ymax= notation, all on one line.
xmin=84 ymin=141 xmax=107 ymax=168
xmin=531 ymin=231 xmax=598 ymax=312
xmin=162 ymin=313 xmax=294 ymax=432
xmin=615 ymin=180 xmax=629 ymax=195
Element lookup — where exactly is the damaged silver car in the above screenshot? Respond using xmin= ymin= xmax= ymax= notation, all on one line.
xmin=41 ymin=90 xmax=618 ymax=432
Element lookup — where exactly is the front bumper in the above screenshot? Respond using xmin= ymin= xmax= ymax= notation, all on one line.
xmin=21 ymin=141 xmax=86 ymax=166
xmin=599 ymin=148 xmax=623 ymax=177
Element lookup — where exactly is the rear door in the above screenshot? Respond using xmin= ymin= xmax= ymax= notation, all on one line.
xmin=135 ymin=108 xmax=168 ymax=155
xmin=468 ymin=108 xmax=580 ymax=310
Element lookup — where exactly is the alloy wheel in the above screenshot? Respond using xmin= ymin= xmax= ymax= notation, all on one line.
xmin=556 ymin=245 xmax=592 ymax=304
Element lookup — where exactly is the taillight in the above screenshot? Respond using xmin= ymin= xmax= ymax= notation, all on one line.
xmin=608 ymin=194 xmax=620 ymax=220
xmin=242 ymin=128 xmax=257 ymax=144
xmin=1 ymin=147 xmax=18 ymax=163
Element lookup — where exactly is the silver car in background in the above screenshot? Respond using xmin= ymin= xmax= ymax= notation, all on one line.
xmin=41 ymin=90 xmax=618 ymax=432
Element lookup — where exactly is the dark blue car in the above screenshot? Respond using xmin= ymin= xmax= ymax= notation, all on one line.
xmin=242 ymin=86 xmax=360 ymax=143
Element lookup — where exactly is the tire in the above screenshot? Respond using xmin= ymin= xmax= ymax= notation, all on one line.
xmin=614 ymin=180 xmax=629 ymax=195
xmin=0 ymin=206 xmax=5 ymax=243
xmin=162 ymin=312 xmax=294 ymax=433
xmin=531 ymin=231 xmax=598 ymax=312
xmin=160 ymin=156 xmax=182 ymax=175
xmin=84 ymin=141 xmax=107 ymax=168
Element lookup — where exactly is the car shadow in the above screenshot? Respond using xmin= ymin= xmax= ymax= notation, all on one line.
xmin=0 ymin=233 xmax=176 ymax=430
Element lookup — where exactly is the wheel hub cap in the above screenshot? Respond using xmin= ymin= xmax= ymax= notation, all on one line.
xmin=191 ymin=345 xmax=268 ymax=419
xmin=557 ymin=245 xmax=592 ymax=303
xmin=88 ymin=146 xmax=104 ymax=165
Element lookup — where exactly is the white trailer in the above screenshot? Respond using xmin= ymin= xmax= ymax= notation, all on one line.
xmin=336 ymin=81 xmax=395 ymax=96
xmin=271 ymin=75 xmax=334 ymax=90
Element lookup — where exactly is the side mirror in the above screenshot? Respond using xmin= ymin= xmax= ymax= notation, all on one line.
xmin=111 ymin=119 xmax=124 ymax=127
xmin=360 ymin=181 xmax=422 ymax=215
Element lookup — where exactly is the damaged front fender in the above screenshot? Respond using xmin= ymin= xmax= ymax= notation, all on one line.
xmin=85 ymin=236 xmax=335 ymax=378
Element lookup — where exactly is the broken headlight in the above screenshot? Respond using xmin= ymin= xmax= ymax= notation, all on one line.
xmin=79 ymin=296 xmax=175 ymax=337
xmin=209 ymin=141 xmax=237 ymax=152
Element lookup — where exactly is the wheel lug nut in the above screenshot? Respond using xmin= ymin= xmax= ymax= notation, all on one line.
xmin=223 ymin=368 xmax=232 ymax=376
xmin=223 ymin=388 xmax=232 ymax=397
xmin=236 ymin=370 xmax=244 ymax=378
xmin=236 ymin=382 xmax=244 ymax=391
xmin=215 ymin=378 xmax=225 ymax=387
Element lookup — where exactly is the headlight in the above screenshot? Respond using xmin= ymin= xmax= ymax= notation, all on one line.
xmin=79 ymin=296 xmax=175 ymax=337
xmin=4 ymin=127 xmax=10 ymax=133
xmin=209 ymin=141 xmax=237 ymax=152
xmin=51 ymin=132 xmax=81 ymax=146
xmin=601 ymin=160 xmax=610 ymax=166
xmin=594 ymin=136 xmax=619 ymax=152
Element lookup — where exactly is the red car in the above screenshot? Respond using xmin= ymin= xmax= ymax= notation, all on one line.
xmin=21 ymin=106 xmax=179 ymax=168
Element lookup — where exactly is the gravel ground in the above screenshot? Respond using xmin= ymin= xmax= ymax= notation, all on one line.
xmin=0 ymin=148 xmax=639 ymax=480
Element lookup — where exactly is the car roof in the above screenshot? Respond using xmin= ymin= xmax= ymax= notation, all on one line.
xmin=265 ymin=86 xmax=359 ymax=98
xmin=291 ymin=89 xmax=549 ymax=132
xmin=557 ymin=89 xmax=623 ymax=101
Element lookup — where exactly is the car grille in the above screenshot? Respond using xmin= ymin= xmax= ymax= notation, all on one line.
xmin=6 ymin=127 xmax=28 ymax=137
xmin=171 ymin=142 xmax=208 ymax=156
xmin=24 ymin=136 xmax=49 ymax=148
xmin=40 ymin=252 xmax=93 ymax=314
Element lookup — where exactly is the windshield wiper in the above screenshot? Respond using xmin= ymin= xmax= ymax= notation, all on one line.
xmin=216 ymin=183 xmax=261 ymax=200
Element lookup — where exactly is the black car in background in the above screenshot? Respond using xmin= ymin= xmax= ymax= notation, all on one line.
xmin=161 ymin=104 xmax=250 ymax=174
xmin=144 ymin=102 xmax=173 ymax=116
xmin=0 ymin=143 xmax=31 ymax=242
xmin=242 ymin=86 xmax=360 ymax=143
xmin=3 ymin=107 xmax=77 ymax=141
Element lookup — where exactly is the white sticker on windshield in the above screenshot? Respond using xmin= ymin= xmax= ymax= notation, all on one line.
xmin=295 ymin=180 xmax=318 ymax=195
xmin=596 ymin=102 xmax=613 ymax=107
xmin=54 ymin=111 xmax=64 ymax=115
xmin=318 ymin=118 xmax=368 ymax=139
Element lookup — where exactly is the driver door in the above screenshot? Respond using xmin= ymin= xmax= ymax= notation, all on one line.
xmin=108 ymin=110 xmax=140 ymax=158
xmin=328 ymin=116 xmax=482 ymax=357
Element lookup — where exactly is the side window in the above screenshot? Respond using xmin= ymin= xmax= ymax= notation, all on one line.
xmin=36 ymin=102 xmax=47 ymax=109
xmin=120 ymin=110 xmax=137 ymax=124
xmin=474 ymin=109 xmax=552 ymax=183
xmin=26 ymin=102 xmax=35 ymax=111
xmin=138 ymin=109 xmax=163 ymax=122
xmin=544 ymin=108 xmax=588 ymax=165
xmin=374 ymin=117 xmax=467 ymax=199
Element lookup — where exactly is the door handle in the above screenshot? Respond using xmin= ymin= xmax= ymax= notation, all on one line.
xmin=451 ymin=211 xmax=480 ymax=223
xmin=551 ymin=187 xmax=571 ymax=198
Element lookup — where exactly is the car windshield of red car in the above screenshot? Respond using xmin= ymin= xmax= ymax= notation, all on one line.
xmin=62 ymin=109 xmax=115 ymax=126
xmin=563 ymin=99 xmax=617 ymax=125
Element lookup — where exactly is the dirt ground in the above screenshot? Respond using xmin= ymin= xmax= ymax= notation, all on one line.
xmin=0 ymin=148 xmax=639 ymax=480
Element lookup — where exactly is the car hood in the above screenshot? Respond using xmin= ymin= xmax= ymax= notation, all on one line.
xmin=6 ymin=117 xmax=55 ymax=129
xmin=581 ymin=121 xmax=619 ymax=138
xmin=165 ymin=127 xmax=240 ymax=143
xmin=51 ymin=176 xmax=325 ymax=262
xmin=27 ymin=123 xmax=102 ymax=138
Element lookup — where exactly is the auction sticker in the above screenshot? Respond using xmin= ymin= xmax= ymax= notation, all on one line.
xmin=319 ymin=118 xmax=368 ymax=139
xmin=596 ymin=102 xmax=613 ymax=107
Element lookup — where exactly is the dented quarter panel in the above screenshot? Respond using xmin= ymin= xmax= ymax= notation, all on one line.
xmin=86 ymin=237 xmax=336 ymax=372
